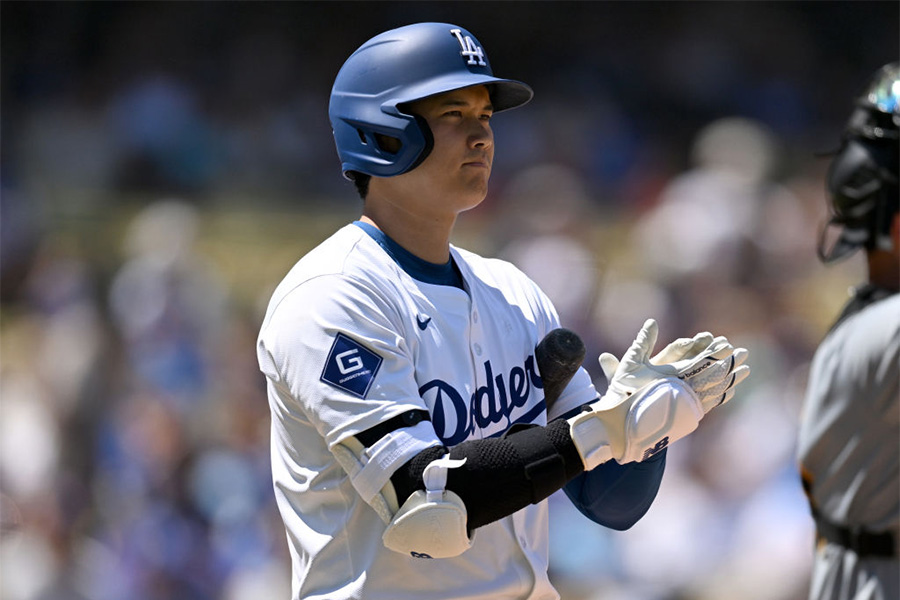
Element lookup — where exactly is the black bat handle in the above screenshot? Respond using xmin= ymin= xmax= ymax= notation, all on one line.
xmin=535 ymin=328 xmax=586 ymax=410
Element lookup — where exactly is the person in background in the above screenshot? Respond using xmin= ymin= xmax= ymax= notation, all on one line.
xmin=797 ymin=62 xmax=900 ymax=600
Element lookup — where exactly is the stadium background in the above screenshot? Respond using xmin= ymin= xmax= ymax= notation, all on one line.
xmin=1 ymin=2 xmax=897 ymax=599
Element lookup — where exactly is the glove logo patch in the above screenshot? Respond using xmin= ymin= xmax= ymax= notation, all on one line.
xmin=321 ymin=333 xmax=382 ymax=398
xmin=642 ymin=436 xmax=669 ymax=461
xmin=679 ymin=360 xmax=714 ymax=379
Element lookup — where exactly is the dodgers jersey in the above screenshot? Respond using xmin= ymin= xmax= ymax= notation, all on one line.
xmin=797 ymin=292 xmax=899 ymax=600
xmin=257 ymin=223 xmax=598 ymax=600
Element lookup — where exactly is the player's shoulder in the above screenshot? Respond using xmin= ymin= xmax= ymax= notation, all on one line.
xmin=827 ymin=292 xmax=900 ymax=360
xmin=845 ymin=292 xmax=900 ymax=332
xmin=452 ymin=245 xmax=537 ymax=288
xmin=857 ymin=292 xmax=900 ymax=340
xmin=261 ymin=224 xmax=400 ymax=327
xmin=452 ymin=245 xmax=558 ymax=325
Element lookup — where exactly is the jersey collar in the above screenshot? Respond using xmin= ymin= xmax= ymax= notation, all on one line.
xmin=354 ymin=221 xmax=464 ymax=289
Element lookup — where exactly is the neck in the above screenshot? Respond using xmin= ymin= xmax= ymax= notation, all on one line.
xmin=361 ymin=193 xmax=457 ymax=265
xmin=867 ymin=248 xmax=900 ymax=293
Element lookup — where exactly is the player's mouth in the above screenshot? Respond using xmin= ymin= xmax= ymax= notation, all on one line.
xmin=462 ymin=156 xmax=491 ymax=169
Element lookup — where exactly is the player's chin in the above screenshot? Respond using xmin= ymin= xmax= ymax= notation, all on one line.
xmin=467 ymin=174 xmax=491 ymax=196
xmin=456 ymin=183 xmax=489 ymax=211
xmin=461 ymin=165 xmax=491 ymax=187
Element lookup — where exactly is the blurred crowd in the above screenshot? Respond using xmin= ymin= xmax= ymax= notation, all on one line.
xmin=1 ymin=2 xmax=896 ymax=600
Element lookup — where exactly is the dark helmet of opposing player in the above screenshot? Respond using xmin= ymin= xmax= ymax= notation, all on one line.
xmin=328 ymin=22 xmax=533 ymax=179
xmin=819 ymin=62 xmax=900 ymax=262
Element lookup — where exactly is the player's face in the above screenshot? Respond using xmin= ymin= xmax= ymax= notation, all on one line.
xmin=402 ymin=85 xmax=495 ymax=212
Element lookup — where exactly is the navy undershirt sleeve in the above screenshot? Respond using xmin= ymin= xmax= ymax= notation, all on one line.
xmin=559 ymin=403 xmax=666 ymax=530
xmin=562 ymin=448 xmax=666 ymax=530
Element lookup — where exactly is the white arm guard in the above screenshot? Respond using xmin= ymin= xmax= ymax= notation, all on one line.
xmin=331 ymin=419 xmax=438 ymax=524
xmin=382 ymin=455 xmax=473 ymax=559
xmin=331 ymin=435 xmax=400 ymax=524
xmin=568 ymin=377 xmax=703 ymax=469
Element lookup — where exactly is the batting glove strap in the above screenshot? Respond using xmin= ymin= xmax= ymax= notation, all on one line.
xmin=568 ymin=378 xmax=703 ymax=470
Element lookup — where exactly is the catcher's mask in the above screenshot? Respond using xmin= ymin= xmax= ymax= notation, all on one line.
xmin=819 ymin=62 xmax=899 ymax=262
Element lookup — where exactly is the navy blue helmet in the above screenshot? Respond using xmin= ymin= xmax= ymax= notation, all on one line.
xmin=329 ymin=23 xmax=533 ymax=179
xmin=820 ymin=63 xmax=900 ymax=262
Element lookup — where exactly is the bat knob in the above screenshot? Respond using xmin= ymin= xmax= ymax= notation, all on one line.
xmin=536 ymin=328 xmax=586 ymax=409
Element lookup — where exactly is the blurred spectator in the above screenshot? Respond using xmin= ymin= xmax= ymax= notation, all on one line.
xmin=633 ymin=117 xmax=809 ymax=290
xmin=108 ymin=75 xmax=224 ymax=193
xmin=108 ymin=199 xmax=227 ymax=407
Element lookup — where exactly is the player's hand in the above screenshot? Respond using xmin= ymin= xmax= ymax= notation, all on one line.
xmin=650 ymin=331 xmax=718 ymax=365
xmin=598 ymin=319 xmax=749 ymax=414
xmin=568 ymin=319 xmax=750 ymax=469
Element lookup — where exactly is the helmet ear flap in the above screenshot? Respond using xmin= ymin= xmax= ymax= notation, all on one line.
xmin=335 ymin=112 xmax=429 ymax=179
xmin=343 ymin=114 xmax=434 ymax=179
xmin=403 ymin=114 xmax=435 ymax=173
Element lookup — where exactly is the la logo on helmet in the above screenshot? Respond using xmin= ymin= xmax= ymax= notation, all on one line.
xmin=450 ymin=28 xmax=486 ymax=66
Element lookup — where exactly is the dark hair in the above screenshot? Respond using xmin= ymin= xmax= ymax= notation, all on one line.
xmin=348 ymin=171 xmax=371 ymax=200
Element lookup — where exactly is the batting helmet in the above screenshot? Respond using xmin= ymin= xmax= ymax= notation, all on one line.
xmin=819 ymin=62 xmax=900 ymax=262
xmin=328 ymin=23 xmax=533 ymax=179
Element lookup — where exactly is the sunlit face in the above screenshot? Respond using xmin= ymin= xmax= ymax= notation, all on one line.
xmin=390 ymin=85 xmax=495 ymax=216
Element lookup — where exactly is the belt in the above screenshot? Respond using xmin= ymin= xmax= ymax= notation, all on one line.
xmin=814 ymin=513 xmax=897 ymax=558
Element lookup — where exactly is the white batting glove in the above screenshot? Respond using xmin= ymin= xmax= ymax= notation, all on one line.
xmin=650 ymin=331 xmax=718 ymax=365
xmin=568 ymin=319 xmax=750 ymax=469
xmin=598 ymin=319 xmax=749 ymax=414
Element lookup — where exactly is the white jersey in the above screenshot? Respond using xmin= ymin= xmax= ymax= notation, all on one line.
xmin=257 ymin=223 xmax=598 ymax=600
xmin=797 ymin=291 xmax=900 ymax=600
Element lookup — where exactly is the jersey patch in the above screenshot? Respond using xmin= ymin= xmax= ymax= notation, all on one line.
xmin=321 ymin=333 xmax=383 ymax=398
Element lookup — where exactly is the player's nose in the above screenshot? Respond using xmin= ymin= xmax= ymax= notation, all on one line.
xmin=468 ymin=120 xmax=493 ymax=149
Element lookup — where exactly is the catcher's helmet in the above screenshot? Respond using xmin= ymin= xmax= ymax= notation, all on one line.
xmin=328 ymin=23 xmax=533 ymax=179
xmin=820 ymin=62 xmax=900 ymax=262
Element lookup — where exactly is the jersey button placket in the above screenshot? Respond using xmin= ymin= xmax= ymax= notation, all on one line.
xmin=470 ymin=309 xmax=484 ymax=358
xmin=469 ymin=305 xmax=486 ymax=438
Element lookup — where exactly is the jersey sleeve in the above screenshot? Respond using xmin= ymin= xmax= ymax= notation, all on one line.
xmin=258 ymin=273 xmax=443 ymax=498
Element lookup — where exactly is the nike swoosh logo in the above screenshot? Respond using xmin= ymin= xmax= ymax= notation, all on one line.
xmin=417 ymin=315 xmax=432 ymax=330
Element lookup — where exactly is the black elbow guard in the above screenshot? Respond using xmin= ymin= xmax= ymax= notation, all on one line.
xmin=492 ymin=420 xmax=584 ymax=503
xmin=448 ymin=420 xmax=584 ymax=529
xmin=391 ymin=419 xmax=584 ymax=531
xmin=391 ymin=419 xmax=584 ymax=530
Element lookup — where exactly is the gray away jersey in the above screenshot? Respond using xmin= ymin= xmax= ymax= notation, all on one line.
xmin=797 ymin=293 xmax=899 ymax=600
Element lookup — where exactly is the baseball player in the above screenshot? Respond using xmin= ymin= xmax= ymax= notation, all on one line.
xmin=797 ymin=63 xmax=900 ymax=600
xmin=257 ymin=23 xmax=750 ymax=600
